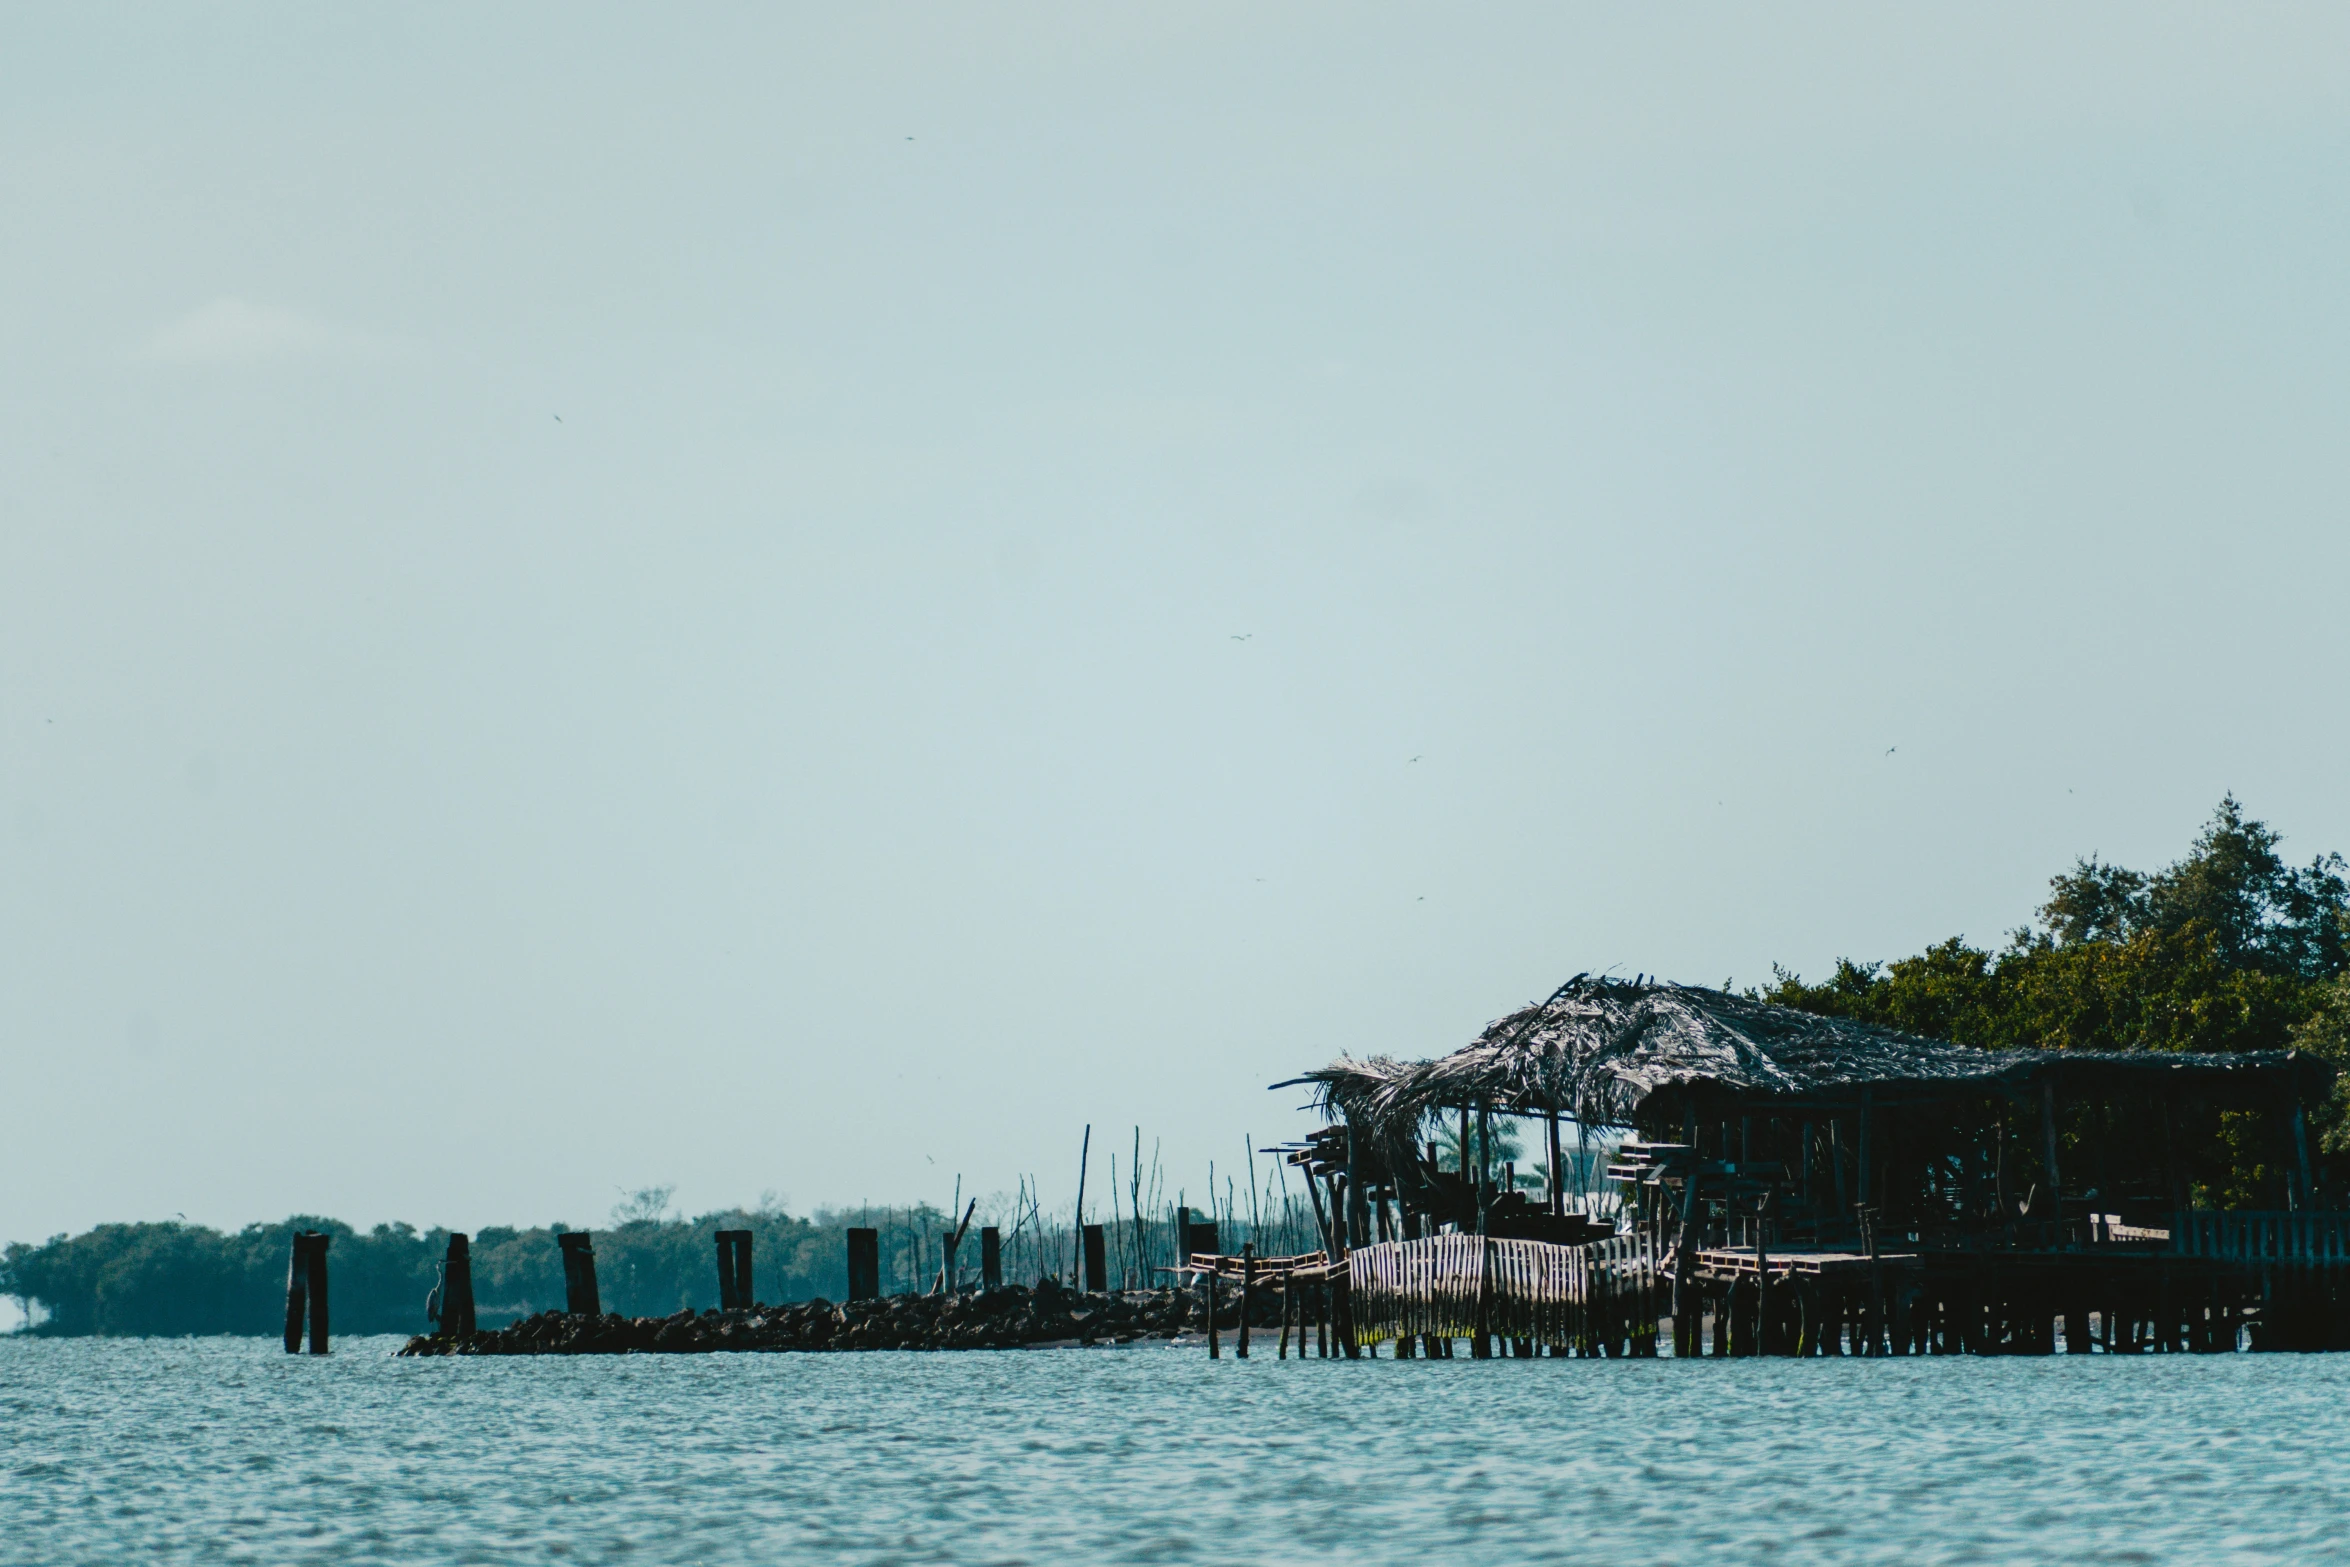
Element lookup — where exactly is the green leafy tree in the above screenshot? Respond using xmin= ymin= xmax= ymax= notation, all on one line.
xmin=1761 ymin=799 xmax=2345 ymax=1206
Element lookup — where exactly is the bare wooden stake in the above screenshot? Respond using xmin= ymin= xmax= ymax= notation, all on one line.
xmin=1237 ymin=1244 xmax=1255 ymax=1358
xmin=1204 ymin=1263 xmax=1220 ymax=1359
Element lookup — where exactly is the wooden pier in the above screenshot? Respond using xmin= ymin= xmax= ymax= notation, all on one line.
xmin=1200 ymin=1215 xmax=2350 ymax=1357
xmin=1266 ymin=976 xmax=2347 ymax=1360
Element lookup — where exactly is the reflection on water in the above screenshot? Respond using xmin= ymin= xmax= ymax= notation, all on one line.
xmin=4 ymin=1335 xmax=2347 ymax=1565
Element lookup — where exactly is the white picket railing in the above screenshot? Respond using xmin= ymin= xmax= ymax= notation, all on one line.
xmin=1345 ymin=1229 xmax=1661 ymax=1350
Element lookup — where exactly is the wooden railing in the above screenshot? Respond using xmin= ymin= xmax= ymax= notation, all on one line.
xmin=2170 ymin=1211 xmax=2350 ymax=1264
xmin=1345 ymin=1229 xmax=1661 ymax=1349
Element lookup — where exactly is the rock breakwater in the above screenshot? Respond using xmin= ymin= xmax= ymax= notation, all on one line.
xmin=398 ymin=1279 xmax=1284 ymax=1356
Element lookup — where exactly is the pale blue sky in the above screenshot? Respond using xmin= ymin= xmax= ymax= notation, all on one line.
xmin=6 ymin=5 xmax=2349 ymax=1245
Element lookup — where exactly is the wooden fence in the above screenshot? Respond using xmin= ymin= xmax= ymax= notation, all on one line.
xmin=1345 ymin=1228 xmax=1662 ymax=1352
xmin=2171 ymin=1211 xmax=2350 ymax=1265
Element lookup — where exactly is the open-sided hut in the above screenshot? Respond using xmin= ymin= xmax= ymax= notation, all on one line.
xmin=1283 ymin=976 xmax=2345 ymax=1356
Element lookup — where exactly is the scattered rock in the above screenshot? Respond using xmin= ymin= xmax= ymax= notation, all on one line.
xmin=397 ymin=1280 xmax=1285 ymax=1356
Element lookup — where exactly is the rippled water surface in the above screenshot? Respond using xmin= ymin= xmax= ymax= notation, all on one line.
xmin=6 ymin=1336 xmax=2350 ymax=1565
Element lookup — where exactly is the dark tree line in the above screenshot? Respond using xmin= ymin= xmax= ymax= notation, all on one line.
xmin=2 ymin=1204 xmax=955 ymax=1339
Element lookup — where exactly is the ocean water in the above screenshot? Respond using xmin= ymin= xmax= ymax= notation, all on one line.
xmin=5 ymin=1335 xmax=2348 ymax=1566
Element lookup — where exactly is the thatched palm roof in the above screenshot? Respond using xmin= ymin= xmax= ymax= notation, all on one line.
xmin=1288 ymin=976 xmax=2326 ymax=1156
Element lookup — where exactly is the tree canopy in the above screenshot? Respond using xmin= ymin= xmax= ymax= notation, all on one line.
xmin=1759 ymin=798 xmax=2350 ymax=1193
xmin=1760 ymin=797 xmax=2345 ymax=1058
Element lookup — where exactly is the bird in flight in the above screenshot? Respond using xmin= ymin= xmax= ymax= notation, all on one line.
xmin=1885 ymin=747 xmax=1897 ymax=756
xmin=1408 ymin=755 xmax=1422 ymax=763
xmin=1230 ymin=634 xmax=1251 ymax=641
xmin=553 ymin=415 xmax=562 ymax=423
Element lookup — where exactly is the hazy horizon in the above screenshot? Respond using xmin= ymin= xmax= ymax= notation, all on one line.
xmin=7 ymin=5 xmax=2350 ymax=1249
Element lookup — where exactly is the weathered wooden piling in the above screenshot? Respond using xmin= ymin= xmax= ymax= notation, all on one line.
xmin=980 ymin=1225 xmax=1002 ymax=1290
xmin=307 ymin=1233 xmax=330 ymax=1353
xmin=441 ymin=1232 xmax=478 ymax=1336
xmin=1083 ymin=1224 xmax=1107 ymax=1293
xmin=282 ymin=1232 xmax=308 ymax=1353
xmin=558 ymin=1231 xmax=598 ymax=1316
xmin=716 ymin=1229 xmax=753 ymax=1309
xmin=283 ymin=1232 xmax=330 ymax=1354
xmin=1204 ymin=1262 xmax=1220 ymax=1358
xmin=846 ymin=1227 xmax=880 ymax=1302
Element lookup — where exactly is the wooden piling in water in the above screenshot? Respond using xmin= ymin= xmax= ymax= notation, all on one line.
xmin=846 ymin=1227 xmax=880 ymax=1301
xmin=557 ymin=1232 xmax=598 ymax=1316
xmin=304 ymin=1233 xmax=330 ymax=1354
xmin=980 ymin=1225 xmax=1002 ymax=1290
xmin=1335 ymin=1255 xmax=1361 ymax=1359
xmin=1083 ymin=1224 xmax=1107 ymax=1293
xmin=442 ymin=1232 xmax=478 ymax=1335
xmin=1204 ymin=1263 xmax=1220 ymax=1358
xmin=283 ymin=1232 xmax=307 ymax=1354
xmin=716 ymin=1229 xmax=752 ymax=1309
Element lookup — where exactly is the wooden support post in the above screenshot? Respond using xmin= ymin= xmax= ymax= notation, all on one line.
xmin=1830 ymin=1121 xmax=1849 ymax=1219
xmin=283 ymin=1233 xmax=308 ymax=1354
xmin=1334 ymin=1260 xmax=1360 ymax=1359
xmin=1237 ymin=1245 xmax=1254 ymax=1358
xmin=846 ymin=1227 xmax=880 ymax=1302
xmin=1672 ymin=1154 xmax=1702 ymax=1357
xmin=443 ymin=1232 xmax=479 ymax=1335
xmin=1856 ymin=1091 xmax=1874 ymax=1211
xmin=1175 ymin=1205 xmax=1191 ymax=1269
xmin=1344 ymin=1126 xmax=1364 ymax=1249
xmin=556 ymin=1232 xmax=598 ymax=1316
xmin=2291 ymin=1102 xmax=2315 ymax=1213
xmin=1476 ymin=1103 xmax=1494 ymax=1233
xmin=1204 ymin=1263 xmax=1220 ymax=1359
xmin=715 ymin=1230 xmax=752 ymax=1309
xmin=2041 ymin=1077 xmax=2063 ymax=1214
xmin=1278 ymin=1274 xmax=1291 ymax=1359
xmin=980 ymin=1226 xmax=1002 ymax=1291
xmin=1082 ymin=1225 xmax=1107 ymax=1293
xmin=304 ymin=1232 xmax=330 ymax=1354
xmin=1547 ymin=1110 xmax=1564 ymax=1216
